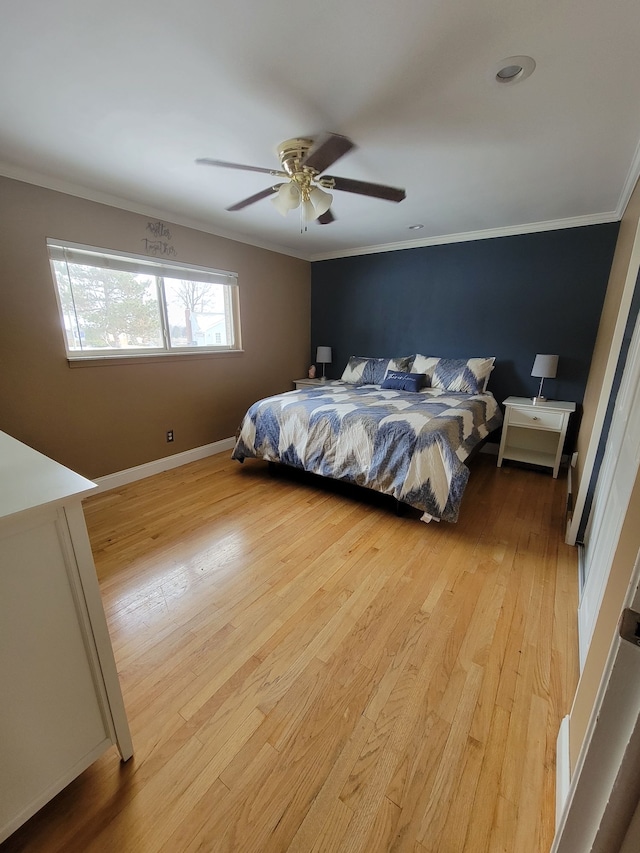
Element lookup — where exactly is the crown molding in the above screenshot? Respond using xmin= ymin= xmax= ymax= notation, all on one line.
xmin=0 ymin=161 xmax=628 ymax=265
xmin=0 ymin=162 xmax=309 ymax=261
xmin=309 ymin=211 xmax=621 ymax=262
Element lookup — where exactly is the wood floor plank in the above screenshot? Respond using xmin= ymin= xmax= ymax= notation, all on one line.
xmin=182 ymin=741 xmax=281 ymax=852
xmin=464 ymin=704 xmax=511 ymax=852
xmin=487 ymin=792 xmax=519 ymax=853
xmin=434 ymin=732 xmax=485 ymax=853
xmin=157 ymin=777 xmax=230 ymax=853
xmin=285 ymin=714 xmax=374 ymax=853
xmin=512 ymin=693 xmax=550 ymax=853
xmin=308 ymin=799 xmax=354 ymax=853
xmin=363 ymin=796 xmax=403 ymax=853
xmin=385 ymin=713 xmax=451 ymax=850
xmin=2 ymin=453 xmax=579 ymax=852
xmin=416 ymin=664 xmax=485 ymax=846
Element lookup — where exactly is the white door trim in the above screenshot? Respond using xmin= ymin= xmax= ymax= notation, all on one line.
xmin=567 ymin=217 xmax=640 ymax=547
xmin=553 ymin=547 xmax=640 ymax=852
xmin=577 ymin=310 xmax=640 ymax=668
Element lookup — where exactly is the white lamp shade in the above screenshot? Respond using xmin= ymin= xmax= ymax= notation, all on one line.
xmin=271 ymin=182 xmax=301 ymax=216
xmin=316 ymin=346 xmax=332 ymax=364
xmin=531 ymin=354 xmax=558 ymax=379
xmin=309 ymin=186 xmax=333 ymax=217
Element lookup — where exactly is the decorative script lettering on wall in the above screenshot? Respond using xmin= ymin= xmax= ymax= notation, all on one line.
xmin=142 ymin=221 xmax=177 ymax=257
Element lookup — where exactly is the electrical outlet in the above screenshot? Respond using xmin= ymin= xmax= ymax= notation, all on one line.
xmin=166 ymin=429 xmax=174 ymax=443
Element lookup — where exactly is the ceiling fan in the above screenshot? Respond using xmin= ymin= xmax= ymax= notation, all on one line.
xmin=196 ymin=132 xmax=406 ymax=227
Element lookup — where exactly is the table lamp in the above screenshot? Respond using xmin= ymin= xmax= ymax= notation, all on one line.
xmin=316 ymin=346 xmax=332 ymax=381
xmin=531 ymin=354 xmax=558 ymax=404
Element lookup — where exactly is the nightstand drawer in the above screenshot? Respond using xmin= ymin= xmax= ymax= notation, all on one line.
xmin=508 ymin=408 xmax=564 ymax=430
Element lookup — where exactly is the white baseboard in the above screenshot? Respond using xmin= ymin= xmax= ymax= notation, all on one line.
xmin=556 ymin=715 xmax=571 ymax=829
xmin=93 ymin=437 xmax=236 ymax=493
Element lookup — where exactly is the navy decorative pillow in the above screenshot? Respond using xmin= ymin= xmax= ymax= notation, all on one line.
xmin=381 ymin=371 xmax=425 ymax=392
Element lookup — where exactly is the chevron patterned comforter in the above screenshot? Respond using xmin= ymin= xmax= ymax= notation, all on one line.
xmin=232 ymin=383 xmax=502 ymax=522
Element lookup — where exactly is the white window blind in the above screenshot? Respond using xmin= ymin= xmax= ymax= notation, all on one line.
xmin=47 ymin=239 xmax=241 ymax=358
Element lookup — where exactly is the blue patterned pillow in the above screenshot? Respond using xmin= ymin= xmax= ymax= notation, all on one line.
xmin=381 ymin=371 xmax=425 ymax=392
xmin=410 ymin=355 xmax=495 ymax=393
xmin=341 ymin=356 xmax=412 ymax=385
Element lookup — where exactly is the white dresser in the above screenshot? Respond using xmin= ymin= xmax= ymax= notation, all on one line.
xmin=0 ymin=432 xmax=132 ymax=843
xmin=497 ymin=396 xmax=576 ymax=478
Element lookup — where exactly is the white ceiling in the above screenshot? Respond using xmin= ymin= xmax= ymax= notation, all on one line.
xmin=2 ymin=0 xmax=640 ymax=261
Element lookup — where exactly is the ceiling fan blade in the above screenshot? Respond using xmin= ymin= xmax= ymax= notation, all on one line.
xmin=316 ymin=209 xmax=335 ymax=225
xmin=325 ymin=176 xmax=406 ymax=203
xmin=302 ymin=133 xmax=355 ymax=174
xmin=196 ymin=158 xmax=286 ymax=178
xmin=226 ymin=185 xmax=283 ymax=211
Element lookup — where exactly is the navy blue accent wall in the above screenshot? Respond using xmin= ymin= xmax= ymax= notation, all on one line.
xmin=311 ymin=224 xmax=619 ymax=447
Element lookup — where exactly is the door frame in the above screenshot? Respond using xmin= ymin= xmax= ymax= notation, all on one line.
xmin=552 ymin=547 xmax=640 ymax=852
xmin=577 ymin=310 xmax=640 ymax=668
xmin=567 ymin=217 xmax=640 ymax=548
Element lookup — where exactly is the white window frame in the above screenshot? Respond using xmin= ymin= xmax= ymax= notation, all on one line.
xmin=47 ymin=239 xmax=242 ymax=360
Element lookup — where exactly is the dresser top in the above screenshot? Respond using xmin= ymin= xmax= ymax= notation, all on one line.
xmin=0 ymin=431 xmax=96 ymax=521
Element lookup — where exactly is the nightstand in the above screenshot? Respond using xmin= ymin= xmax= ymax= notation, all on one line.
xmin=497 ymin=396 xmax=576 ymax=478
xmin=293 ymin=378 xmax=330 ymax=389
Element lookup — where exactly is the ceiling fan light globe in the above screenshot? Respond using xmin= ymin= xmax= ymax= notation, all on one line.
xmin=271 ymin=181 xmax=301 ymax=216
xmin=302 ymin=199 xmax=316 ymax=222
xmin=270 ymin=195 xmax=289 ymax=217
xmin=309 ymin=186 xmax=333 ymax=217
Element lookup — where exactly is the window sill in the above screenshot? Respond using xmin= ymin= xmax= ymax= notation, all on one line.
xmin=67 ymin=349 xmax=245 ymax=368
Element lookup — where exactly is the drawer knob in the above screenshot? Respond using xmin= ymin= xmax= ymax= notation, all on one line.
xmin=532 ymin=416 xmax=539 ymax=420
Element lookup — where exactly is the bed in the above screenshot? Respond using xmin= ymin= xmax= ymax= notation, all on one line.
xmin=232 ymin=355 xmax=503 ymax=522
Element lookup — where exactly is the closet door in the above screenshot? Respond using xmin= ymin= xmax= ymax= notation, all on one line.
xmin=578 ymin=313 xmax=640 ymax=669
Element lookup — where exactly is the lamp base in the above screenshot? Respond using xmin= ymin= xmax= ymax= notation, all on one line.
xmin=532 ymin=395 xmax=547 ymax=405
xmin=320 ymin=376 xmax=327 ymax=382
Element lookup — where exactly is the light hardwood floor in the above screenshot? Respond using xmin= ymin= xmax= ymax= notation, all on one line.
xmin=2 ymin=452 xmax=579 ymax=852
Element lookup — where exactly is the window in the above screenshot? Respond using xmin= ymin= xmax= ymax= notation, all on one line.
xmin=47 ymin=240 xmax=241 ymax=358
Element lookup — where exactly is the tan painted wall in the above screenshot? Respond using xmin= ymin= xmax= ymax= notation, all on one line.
xmin=569 ymin=177 xmax=640 ymax=769
xmin=0 ymin=177 xmax=311 ymax=478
